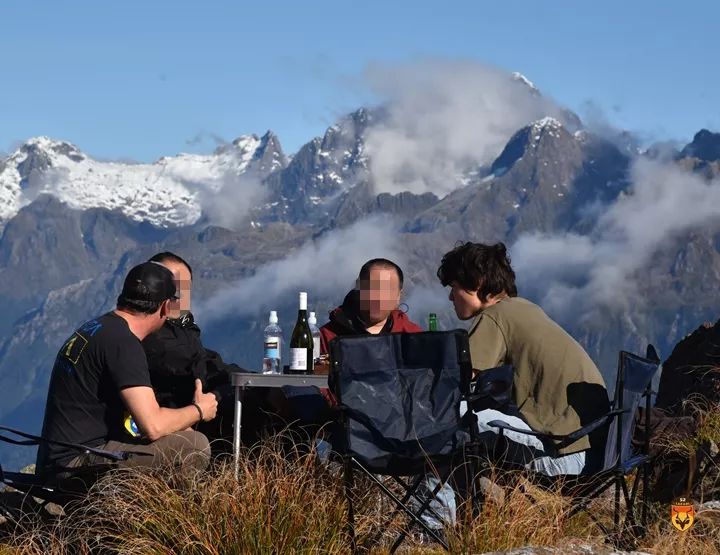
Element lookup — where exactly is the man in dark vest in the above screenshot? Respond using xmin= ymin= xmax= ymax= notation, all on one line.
xmin=141 ymin=252 xmax=267 ymax=448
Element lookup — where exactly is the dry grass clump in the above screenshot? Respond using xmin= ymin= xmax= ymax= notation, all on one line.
xmin=0 ymin=434 xmax=384 ymax=554
xmin=447 ymin=474 xmax=590 ymax=553
xmin=636 ymin=503 xmax=720 ymax=555
xmin=1 ymin=429 xmax=720 ymax=554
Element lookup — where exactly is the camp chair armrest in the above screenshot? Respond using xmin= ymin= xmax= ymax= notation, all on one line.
xmin=79 ymin=445 xmax=132 ymax=462
xmin=0 ymin=425 xmax=132 ymax=462
xmin=486 ymin=420 xmax=565 ymax=441
xmin=554 ymin=409 xmax=628 ymax=449
xmin=487 ymin=409 xmax=629 ymax=447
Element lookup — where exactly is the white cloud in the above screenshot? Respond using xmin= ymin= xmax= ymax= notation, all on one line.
xmin=512 ymin=158 xmax=720 ymax=323
xmin=189 ymin=172 xmax=266 ymax=231
xmin=197 ymin=216 xmax=406 ymax=322
xmin=362 ymin=59 xmax=569 ymax=197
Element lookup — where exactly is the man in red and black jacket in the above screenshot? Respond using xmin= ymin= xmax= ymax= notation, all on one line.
xmin=279 ymin=258 xmax=423 ymax=423
xmin=320 ymin=258 xmax=422 ymax=354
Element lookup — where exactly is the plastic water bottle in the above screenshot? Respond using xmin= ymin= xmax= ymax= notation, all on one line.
xmin=263 ymin=310 xmax=282 ymax=374
xmin=308 ymin=311 xmax=321 ymax=362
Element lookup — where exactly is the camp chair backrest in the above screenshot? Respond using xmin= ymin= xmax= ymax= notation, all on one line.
xmin=329 ymin=330 xmax=473 ymax=474
xmin=603 ymin=351 xmax=659 ymax=471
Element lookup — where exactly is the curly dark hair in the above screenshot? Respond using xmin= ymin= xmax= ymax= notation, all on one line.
xmin=437 ymin=242 xmax=517 ymax=300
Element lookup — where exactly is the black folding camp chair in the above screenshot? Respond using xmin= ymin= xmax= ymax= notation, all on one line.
xmin=328 ymin=330 xmax=478 ymax=553
xmin=0 ymin=425 xmax=139 ymax=523
xmin=485 ymin=346 xmax=660 ymax=540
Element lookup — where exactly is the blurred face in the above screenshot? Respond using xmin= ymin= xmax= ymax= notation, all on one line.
xmin=159 ymin=260 xmax=192 ymax=319
xmin=358 ymin=265 xmax=402 ymax=326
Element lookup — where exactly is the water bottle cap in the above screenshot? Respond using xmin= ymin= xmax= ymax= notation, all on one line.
xmin=269 ymin=310 xmax=278 ymax=324
xmin=308 ymin=311 xmax=316 ymax=325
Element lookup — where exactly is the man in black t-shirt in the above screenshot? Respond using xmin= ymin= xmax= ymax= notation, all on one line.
xmin=36 ymin=261 xmax=218 ymax=480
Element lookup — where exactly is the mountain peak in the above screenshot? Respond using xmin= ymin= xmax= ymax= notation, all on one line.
xmin=512 ymin=71 xmax=540 ymax=95
xmin=23 ymin=136 xmax=60 ymax=149
xmin=259 ymin=130 xmax=279 ymax=143
xmin=210 ymin=134 xmax=263 ymax=167
xmin=531 ymin=116 xmax=563 ymax=132
xmin=230 ymin=134 xmax=261 ymax=153
xmin=253 ymin=131 xmax=287 ymax=174
xmin=680 ymin=129 xmax=720 ymax=162
xmin=15 ymin=136 xmax=85 ymax=163
xmin=490 ymin=117 xmax=571 ymax=175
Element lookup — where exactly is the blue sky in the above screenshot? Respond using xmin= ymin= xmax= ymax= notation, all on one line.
xmin=1 ymin=0 xmax=717 ymax=162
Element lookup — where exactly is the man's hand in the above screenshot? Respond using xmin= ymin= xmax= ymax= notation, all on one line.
xmin=193 ymin=379 xmax=218 ymax=422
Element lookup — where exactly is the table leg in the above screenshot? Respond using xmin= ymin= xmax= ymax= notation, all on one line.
xmin=233 ymin=384 xmax=243 ymax=479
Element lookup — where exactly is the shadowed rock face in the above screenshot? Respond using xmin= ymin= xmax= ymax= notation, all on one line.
xmin=406 ymin=118 xmax=630 ymax=241
xmin=16 ymin=144 xmax=55 ymax=186
xmin=676 ymin=129 xmax=720 ymax=180
xmin=680 ymin=129 xmax=720 ymax=163
xmin=257 ymin=108 xmax=375 ymax=225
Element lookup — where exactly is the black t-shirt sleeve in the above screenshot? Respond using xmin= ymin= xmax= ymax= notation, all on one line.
xmin=106 ymin=337 xmax=153 ymax=390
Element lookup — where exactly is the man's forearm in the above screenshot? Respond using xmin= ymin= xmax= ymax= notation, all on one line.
xmin=145 ymin=405 xmax=201 ymax=441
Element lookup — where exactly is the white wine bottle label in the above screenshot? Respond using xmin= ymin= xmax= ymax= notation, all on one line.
xmin=264 ymin=337 xmax=280 ymax=359
xmin=290 ymin=348 xmax=308 ymax=370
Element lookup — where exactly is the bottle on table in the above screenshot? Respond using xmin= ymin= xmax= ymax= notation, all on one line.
xmin=289 ymin=292 xmax=314 ymax=374
xmin=308 ymin=311 xmax=321 ymax=362
xmin=263 ymin=310 xmax=282 ymax=374
xmin=428 ymin=312 xmax=438 ymax=331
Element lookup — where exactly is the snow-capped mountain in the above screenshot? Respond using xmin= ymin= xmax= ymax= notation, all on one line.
xmin=0 ymin=132 xmax=286 ymax=228
xmin=0 ymin=69 xmax=582 ymax=231
xmin=256 ymin=108 xmax=373 ymax=224
xmin=406 ymin=116 xmax=630 ymax=240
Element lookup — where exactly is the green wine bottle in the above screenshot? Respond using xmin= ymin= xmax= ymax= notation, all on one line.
xmin=288 ymin=291 xmax=314 ymax=374
xmin=428 ymin=312 xmax=438 ymax=331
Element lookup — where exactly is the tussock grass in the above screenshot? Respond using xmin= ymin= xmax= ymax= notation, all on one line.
xmin=448 ymin=474 xmax=586 ymax=553
xmin=0 ymin=434 xmax=377 ymax=554
xmin=2 ymin=428 xmax=720 ymax=554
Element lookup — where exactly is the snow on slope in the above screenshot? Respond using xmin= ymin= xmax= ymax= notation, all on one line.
xmin=0 ymin=135 xmax=263 ymax=227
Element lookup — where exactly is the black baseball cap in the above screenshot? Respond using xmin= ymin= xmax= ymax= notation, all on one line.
xmin=119 ymin=262 xmax=178 ymax=304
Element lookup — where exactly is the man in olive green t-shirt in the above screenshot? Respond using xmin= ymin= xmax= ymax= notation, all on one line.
xmin=438 ymin=242 xmax=609 ymax=476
